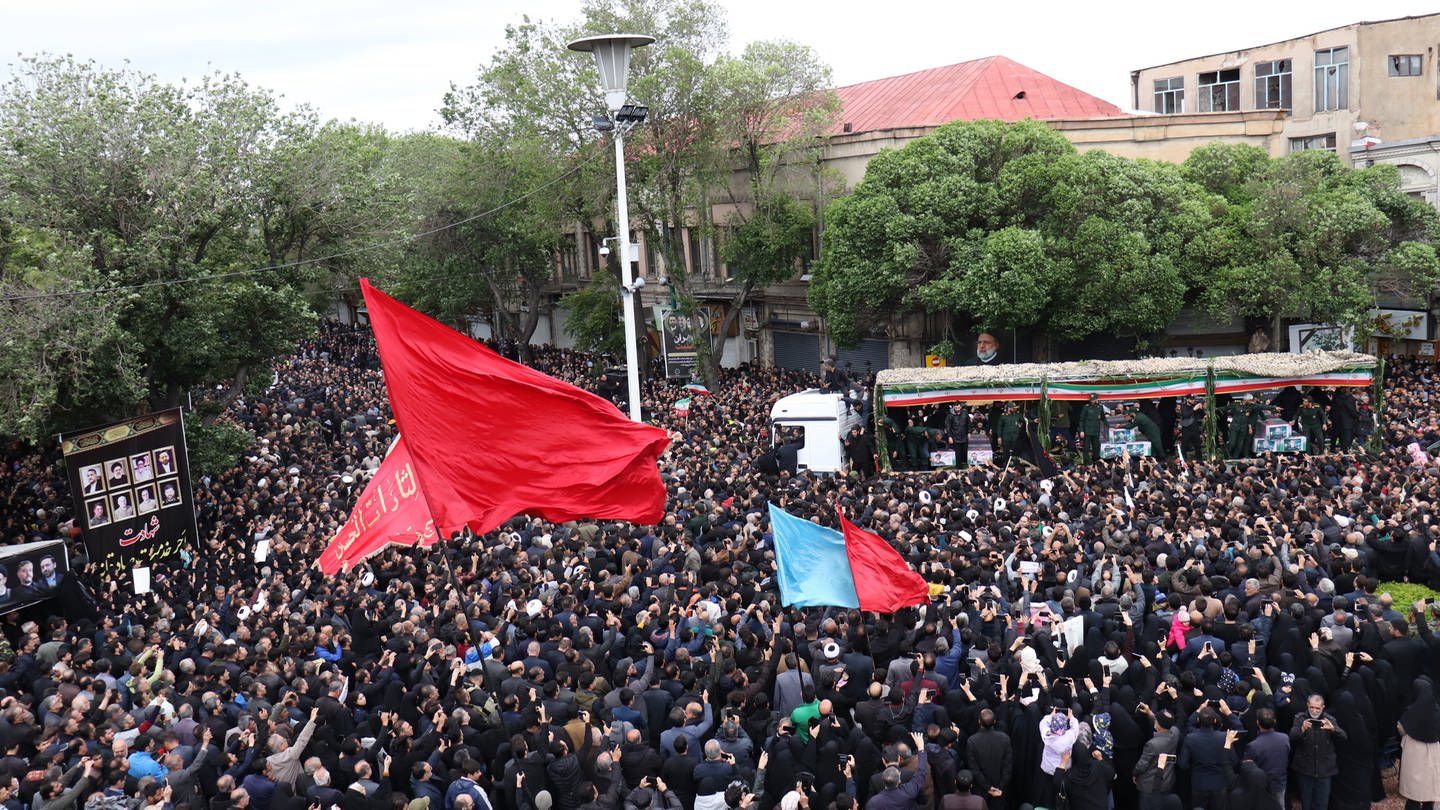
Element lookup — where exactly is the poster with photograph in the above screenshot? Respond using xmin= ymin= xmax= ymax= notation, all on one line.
xmin=659 ymin=309 xmax=698 ymax=380
xmin=61 ymin=409 xmax=198 ymax=575
xmin=0 ymin=540 xmax=70 ymax=613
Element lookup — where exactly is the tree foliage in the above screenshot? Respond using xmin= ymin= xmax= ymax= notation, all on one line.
xmin=0 ymin=56 xmax=416 ymax=440
xmin=810 ymin=119 xmax=1207 ymax=347
xmin=812 ymin=120 xmax=1440 ymax=350
xmin=560 ymin=272 xmax=626 ymax=355
xmin=1182 ymin=145 xmax=1440 ymax=339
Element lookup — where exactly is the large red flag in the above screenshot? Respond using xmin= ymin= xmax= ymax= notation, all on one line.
xmin=317 ymin=437 xmax=438 ymax=575
xmin=360 ymin=279 xmax=670 ymax=536
xmin=838 ymin=510 xmax=929 ymax=613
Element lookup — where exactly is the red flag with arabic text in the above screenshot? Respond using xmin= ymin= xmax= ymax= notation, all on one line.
xmin=317 ymin=436 xmax=437 ymax=575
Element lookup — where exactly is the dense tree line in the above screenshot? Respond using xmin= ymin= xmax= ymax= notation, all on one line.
xmin=808 ymin=121 xmax=1440 ymax=354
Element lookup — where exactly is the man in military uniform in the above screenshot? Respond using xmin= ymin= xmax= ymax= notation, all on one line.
xmin=1298 ymin=394 xmax=1327 ymax=454
xmin=880 ymin=412 xmax=904 ymax=468
xmin=1128 ymin=405 xmax=1164 ymax=456
xmin=1226 ymin=395 xmax=1255 ymax=458
xmin=1078 ymin=393 xmax=1105 ymax=464
xmin=996 ymin=403 xmax=1023 ymax=465
xmin=904 ymin=416 xmax=944 ymax=470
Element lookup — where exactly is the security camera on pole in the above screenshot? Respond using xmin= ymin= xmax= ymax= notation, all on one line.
xmin=568 ymin=33 xmax=654 ymax=423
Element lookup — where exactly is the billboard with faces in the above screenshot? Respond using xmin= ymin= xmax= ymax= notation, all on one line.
xmin=61 ymin=409 xmax=198 ymax=575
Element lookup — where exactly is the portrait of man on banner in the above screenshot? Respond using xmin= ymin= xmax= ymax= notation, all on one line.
xmin=61 ymin=408 xmax=199 ymax=576
xmin=81 ymin=465 xmax=105 ymax=495
xmin=86 ymin=499 xmax=109 ymax=528
xmin=106 ymin=459 xmax=129 ymax=487
xmin=131 ymin=452 xmax=154 ymax=482
xmin=136 ymin=486 xmax=159 ymax=514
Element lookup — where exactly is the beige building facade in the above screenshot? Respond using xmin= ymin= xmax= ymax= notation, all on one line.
xmin=1133 ymin=14 xmax=1440 ymax=161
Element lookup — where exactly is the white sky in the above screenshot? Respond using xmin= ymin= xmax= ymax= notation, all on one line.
xmin=3 ymin=1 xmax=1438 ymax=133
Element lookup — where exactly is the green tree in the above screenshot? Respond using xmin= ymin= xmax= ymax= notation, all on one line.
xmin=560 ymin=272 xmax=626 ymax=355
xmin=393 ymin=132 xmax=568 ymax=361
xmin=1183 ymin=145 xmax=1440 ymax=343
xmin=0 ymin=56 xmax=421 ymax=440
xmin=688 ymin=39 xmax=839 ymax=384
xmin=0 ymin=226 xmax=146 ymax=441
xmin=811 ymin=119 xmax=1205 ymax=352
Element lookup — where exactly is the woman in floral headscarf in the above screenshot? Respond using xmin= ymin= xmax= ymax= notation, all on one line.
xmin=1037 ymin=703 xmax=1080 ymax=808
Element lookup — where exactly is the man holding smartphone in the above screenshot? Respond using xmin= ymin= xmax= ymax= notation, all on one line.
xmin=1289 ymin=694 xmax=1346 ymax=810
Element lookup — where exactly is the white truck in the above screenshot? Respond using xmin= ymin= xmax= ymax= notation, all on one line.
xmin=769 ymin=390 xmax=862 ymax=473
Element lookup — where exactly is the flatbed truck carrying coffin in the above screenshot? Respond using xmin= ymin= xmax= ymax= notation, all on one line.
xmin=871 ymin=351 xmax=1381 ymax=468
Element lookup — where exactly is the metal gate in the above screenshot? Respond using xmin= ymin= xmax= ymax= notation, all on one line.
xmin=772 ymin=331 xmax=821 ymax=372
xmin=835 ymin=339 xmax=890 ymax=380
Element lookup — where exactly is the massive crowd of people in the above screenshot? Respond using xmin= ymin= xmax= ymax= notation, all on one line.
xmin=2 ymin=321 xmax=1440 ymax=810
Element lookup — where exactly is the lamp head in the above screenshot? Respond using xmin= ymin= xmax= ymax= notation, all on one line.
xmin=567 ymin=34 xmax=655 ymax=113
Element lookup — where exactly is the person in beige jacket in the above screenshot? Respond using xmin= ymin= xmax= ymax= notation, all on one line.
xmin=267 ymin=708 xmax=321 ymax=788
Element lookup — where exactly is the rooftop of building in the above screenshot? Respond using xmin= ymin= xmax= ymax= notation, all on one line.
xmin=831 ymin=55 xmax=1127 ymax=136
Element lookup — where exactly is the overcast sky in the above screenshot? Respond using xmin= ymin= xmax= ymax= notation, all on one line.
xmin=3 ymin=1 xmax=1438 ymax=132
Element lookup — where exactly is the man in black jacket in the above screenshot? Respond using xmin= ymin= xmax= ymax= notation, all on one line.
xmin=1132 ymin=708 xmax=1179 ymax=810
xmin=1289 ymin=694 xmax=1346 ymax=810
xmin=963 ymin=709 xmax=1011 ymax=810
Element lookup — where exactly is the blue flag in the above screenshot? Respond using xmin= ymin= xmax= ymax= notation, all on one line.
xmin=768 ymin=503 xmax=859 ymax=608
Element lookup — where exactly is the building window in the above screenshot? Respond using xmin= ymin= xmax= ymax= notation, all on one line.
xmin=1153 ymin=76 xmax=1184 ymax=113
xmin=1289 ymin=132 xmax=1337 ymax=152
xmin=1389 ymin=54 xmax=1423 ymax=76
xmin=1314 ymin=47 xmax=1349 ymax=111
xmin=1198 ymin=68 xmax=1240 ymax=112
xmin=560 ymin=241 xmax=580 ymax=281
xmin=1254 ymin=59 xmax=1292 ymax=110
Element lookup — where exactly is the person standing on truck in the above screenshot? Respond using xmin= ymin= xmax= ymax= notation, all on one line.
xmin=996 ymin=403 xmax=1023 ymax=466
xmin=1078 ymin=393 xmax=1105 ymax=464
xmin=944 ymin=403 xmax=969 ymax=463
xmin=821 ymin=358 xmax=852 ymax=393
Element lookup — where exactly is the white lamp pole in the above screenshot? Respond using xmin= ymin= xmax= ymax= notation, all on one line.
xmin=568 ymin=33 xmax=654 ymax=422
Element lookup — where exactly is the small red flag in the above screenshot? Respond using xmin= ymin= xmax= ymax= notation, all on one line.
xmin=317 ymin=437 xmax=437 ymax=575
xmin=838 ymin=510 xmax=929 ymax=613
xmin=360 ymin=279 xmax=670 ymax=536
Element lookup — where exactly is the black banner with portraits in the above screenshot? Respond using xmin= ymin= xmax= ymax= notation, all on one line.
xmin=60 ymin=409 xmax=198 ymax=575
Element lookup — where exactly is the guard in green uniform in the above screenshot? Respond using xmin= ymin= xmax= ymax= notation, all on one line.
xmin=904 ymin=419 xmax=945 ymax=470
xmin=1225 ymin=396 xmax=1254 ymax=458
xmin=880 ymin=413 xmax=903 ymax=467
xmin=997 ymin=403 xmax=1023 ymax=465
xmin=1128 ymin=407 xmax=1164 ymax=456
xmin=1297 ymin=395 xmax=1327 ymax=454
xmin=1078 ymin=393 xmax=1106 ymax=464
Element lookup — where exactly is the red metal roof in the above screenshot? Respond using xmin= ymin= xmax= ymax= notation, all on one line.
xmin=833 ymin=56 xmax=1126 ymax=136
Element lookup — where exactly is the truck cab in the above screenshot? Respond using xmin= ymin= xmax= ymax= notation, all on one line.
xmin=769 ymin=389 xmax=862 ymax=473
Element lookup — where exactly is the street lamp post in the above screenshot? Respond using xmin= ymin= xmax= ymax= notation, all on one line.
xmin=568 ymin=33 xmax=654 ymax=422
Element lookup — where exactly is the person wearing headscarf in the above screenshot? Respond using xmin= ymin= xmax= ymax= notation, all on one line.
xmin=1226 ymin=761 xmax=1280 ymax=810
xmin=1053 ymin=740 xmax=1112 ymax=810
xmin=1398 ymin=677 xmax=1440 ymax=810
xmin=1327 ymin=690 xmax=1375 ymax=810
xmin=1035 ymin=705 xmax=1079 ymax=809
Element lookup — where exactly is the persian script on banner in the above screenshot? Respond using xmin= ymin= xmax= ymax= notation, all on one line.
xmin=317 ymin=437 xmax=438 ymax=575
